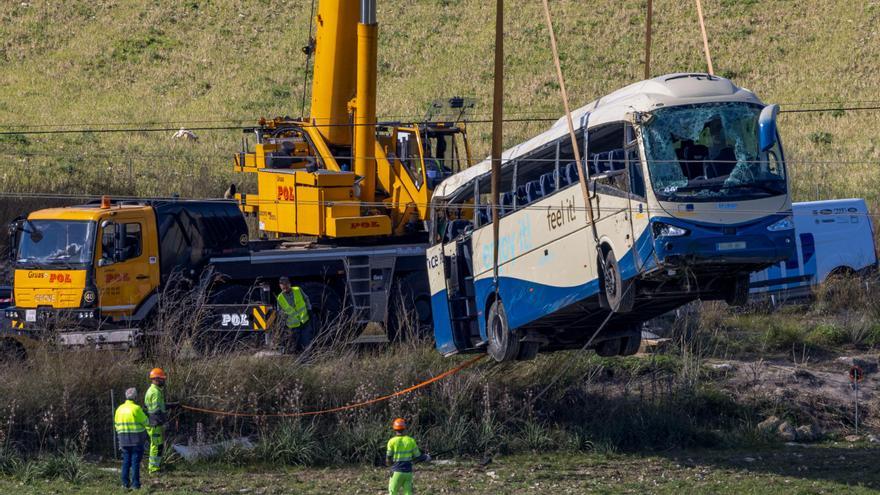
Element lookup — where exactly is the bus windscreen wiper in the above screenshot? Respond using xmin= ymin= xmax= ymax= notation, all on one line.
xmin=721 ymin=182 xmax=785 ymax=195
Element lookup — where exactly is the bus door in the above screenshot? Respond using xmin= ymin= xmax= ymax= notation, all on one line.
xmin=626 ymin=124 xmax=650 ymax=271
xmin=426 ymin=223 xmax=479 ymax=355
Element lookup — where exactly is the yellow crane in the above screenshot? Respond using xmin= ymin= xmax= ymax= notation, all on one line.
xmin=233 ymin=0 xmax=474 ymax=240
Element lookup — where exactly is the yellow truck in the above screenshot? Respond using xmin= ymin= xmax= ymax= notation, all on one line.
xmin=4 ymin=193 xmax=449 ymax=350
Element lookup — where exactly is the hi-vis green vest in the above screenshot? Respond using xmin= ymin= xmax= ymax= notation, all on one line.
xmin=145 ymin=384 xmax=166 ymax=427
xmin=277 ymin=288 xmax=310 ymax=329
xmin=114 ymin=400 xmax=149 ymax=447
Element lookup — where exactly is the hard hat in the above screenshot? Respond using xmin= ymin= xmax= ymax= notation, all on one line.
xmin=149 ymin=368 xmax=167 ymax=380
xmin=392 ymin=418 xmax=407 ymax=431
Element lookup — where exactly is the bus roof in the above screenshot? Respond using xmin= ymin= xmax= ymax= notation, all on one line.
xmin=433 ymin=73 xmax=764 ymax=201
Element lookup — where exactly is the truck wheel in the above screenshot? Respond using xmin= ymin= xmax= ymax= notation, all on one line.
xmin=299 ymin=282 xmax=342 ymax=332
xmin=487 ymin=299 xmax=519 ymax=362
xmin=388 ymin=273 xmax=433 ymax=341
xmin=600 ymin=250 xmax=634 ymax=313
xmin=0 ymin=338 xmax=26 ymax=363
xmin=724 ymin=275 xmax=749 ymax=307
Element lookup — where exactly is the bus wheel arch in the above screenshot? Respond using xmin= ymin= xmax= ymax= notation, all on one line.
xmin=486 ymin=298 xmax=519 ymax=362
xmin=828 ymin=265 xmax=855 ymax=278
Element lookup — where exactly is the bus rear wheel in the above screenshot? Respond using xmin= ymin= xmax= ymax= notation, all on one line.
xmin=487 ymin=300 xmax=519 ymax=362
xmin=600 ymin=250 xmax=634 ymax=313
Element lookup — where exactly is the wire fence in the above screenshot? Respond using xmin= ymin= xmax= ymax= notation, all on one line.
xmin=0 ymin=154 xmax=235 ymax=199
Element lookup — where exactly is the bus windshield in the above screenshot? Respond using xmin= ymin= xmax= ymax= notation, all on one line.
xmin=642 ymin=102 xmax=786 ymax=202
xmin=16 ymin=220 xmax=96 ymax=267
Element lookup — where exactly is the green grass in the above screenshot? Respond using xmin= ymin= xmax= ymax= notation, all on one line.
xmin=0 ymin=0 xmax=879 ymax=205
xmin=2 ymin=447 xmax=880 ymax=494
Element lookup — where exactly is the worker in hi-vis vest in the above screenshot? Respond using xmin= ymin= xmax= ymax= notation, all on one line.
xmin=276 ymin=276 xmax=315 ymax=352
xmin=114 ymin=387 xmax=149 ymax=489
xmin=386 ymin=418 xmax=431 ymax=495
xmin=144 ymin=368 xmax=169 ymax=474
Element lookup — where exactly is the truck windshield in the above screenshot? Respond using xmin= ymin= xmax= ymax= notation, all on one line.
xmin=16 ymin=220 xmax=96 ymax=267
xmin=642 ymin=102 xmax=786 ymax=202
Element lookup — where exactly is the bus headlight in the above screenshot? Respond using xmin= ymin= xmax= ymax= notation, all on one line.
xmin=767 ymin=216 xmax=794 ymax=232
xmin=653 ymin=222 xmax=689 ymax=237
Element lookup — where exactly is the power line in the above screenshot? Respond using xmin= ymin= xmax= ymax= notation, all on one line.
xmin=0 ymin=190 xmax=876 ymax=219
xmin=0 ymin=151 xmax=877 ymax=166
xmin=1 ymin=104 xmax=877 ymax=136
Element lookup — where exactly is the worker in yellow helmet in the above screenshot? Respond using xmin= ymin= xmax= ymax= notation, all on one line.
xmin=386 ymin=418 xmax=431 ymax=495
xmin=276 ymin=276 xmax=315 ymax=353
xmin=144 ymin=368 xmax=169 ymax=474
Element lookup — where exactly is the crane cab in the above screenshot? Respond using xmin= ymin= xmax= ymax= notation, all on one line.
xmin=233 ymin=99 xmax=474 ymax=241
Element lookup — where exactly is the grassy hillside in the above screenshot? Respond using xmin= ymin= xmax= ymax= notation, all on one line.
xmin=1 ymin=0 xmax=879 ymax=203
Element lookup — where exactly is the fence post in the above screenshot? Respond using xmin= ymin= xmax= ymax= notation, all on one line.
xmin=110 ymin=389 xmax=117 ymax=460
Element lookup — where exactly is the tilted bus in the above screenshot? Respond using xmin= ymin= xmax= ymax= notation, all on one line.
xmin=426 ymin=73 xmax=796 ymax=361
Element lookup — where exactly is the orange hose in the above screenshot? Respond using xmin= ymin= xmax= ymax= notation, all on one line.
xmin=180 ymin=354 xmax=486 ymax=418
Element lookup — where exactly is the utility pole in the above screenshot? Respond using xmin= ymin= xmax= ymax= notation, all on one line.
xmin=644 ymin=0 xmax=653 ymax=80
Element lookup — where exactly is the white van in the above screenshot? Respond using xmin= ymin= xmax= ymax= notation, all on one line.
xmin=750 ymin=198 xmax=877 ymax=299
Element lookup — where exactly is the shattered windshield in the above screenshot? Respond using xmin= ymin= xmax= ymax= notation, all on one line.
xmin=16 ymin=220 xmax=96 ymax=267
xmin=642 ymin=102 xmax=786 ymax=202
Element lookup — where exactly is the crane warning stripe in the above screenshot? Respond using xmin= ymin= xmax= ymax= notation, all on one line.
xmin=181 ymin=354 xmax=486 ymax=418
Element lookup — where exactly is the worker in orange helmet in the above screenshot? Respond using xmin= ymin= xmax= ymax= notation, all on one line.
xmin=385 ymin=418 xmax=430 ymax=495
xmin=144 ymin=368 xmax=176 ymax=474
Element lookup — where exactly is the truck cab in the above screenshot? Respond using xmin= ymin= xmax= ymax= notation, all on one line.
xmin=6 ymin=198 xmax=159 ymax=338
xmin=5 ymin=198 xmax=250 ymax=348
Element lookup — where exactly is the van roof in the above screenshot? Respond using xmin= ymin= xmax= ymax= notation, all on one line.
xmin=793 ymin=198 xmax=868 ymax=212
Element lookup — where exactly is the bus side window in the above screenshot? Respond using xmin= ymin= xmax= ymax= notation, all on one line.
xmin=628 ymin=147 xmax=646 ymax=198
xmin=588 ymin=122 xmax=629 ymax=193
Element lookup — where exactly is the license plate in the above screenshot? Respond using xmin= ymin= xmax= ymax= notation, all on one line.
xmin=25 ymin=310 xmax=37 ymax=322
xmin=717 ymin=241 xmax=746 ymax=251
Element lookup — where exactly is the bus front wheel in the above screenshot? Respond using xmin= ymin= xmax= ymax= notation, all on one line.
xmin=600 ymin=250 xmax=634 ymax=313
xmin=487 ymin=300 xmax=519 ymax=362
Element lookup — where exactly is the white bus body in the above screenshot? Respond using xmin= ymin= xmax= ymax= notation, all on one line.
xmin=427 ymin=74 xmax=796 ymax=361
xmin=750 ymin=199 xmax=877 ymax=299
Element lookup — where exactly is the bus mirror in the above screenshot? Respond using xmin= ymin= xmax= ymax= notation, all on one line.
xmin=628 ymin=112 xmax=654 ymax=125
xmin=758 ymin=104 xmax=780 ymax=152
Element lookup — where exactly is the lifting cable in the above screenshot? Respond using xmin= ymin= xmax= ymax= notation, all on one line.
xmin=540 ymin=0 xmax=603 ymax=272
xmin=490 ymin=0 xmax=504 ymax=286
xmin=179 ymin=354 xmax=485 ymax=418
xmin=695 ymin=0 xmax=715 ymax=75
